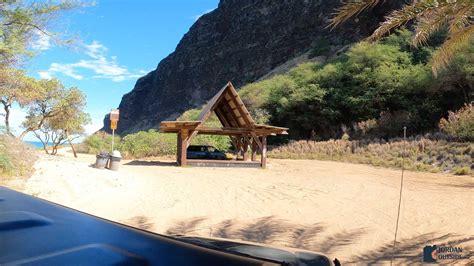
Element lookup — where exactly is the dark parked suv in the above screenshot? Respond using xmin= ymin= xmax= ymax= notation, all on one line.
xmin=187 ymin=145 xmax=227 ymax=160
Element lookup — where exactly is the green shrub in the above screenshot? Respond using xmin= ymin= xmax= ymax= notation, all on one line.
xmin=82 ymin=129 xmax=232 ymax=159
xmin=120 ymin=130 xmax=176 ymax=158
xmin=83 ymin=133 xmax=121 ymax=154
xmin=341 ymin=133 xmax=350 ymax=141
xmin=439 ymin=103 xmax=474 ymax=141
xmin=453 ymin=166 xmax=471 ymax=176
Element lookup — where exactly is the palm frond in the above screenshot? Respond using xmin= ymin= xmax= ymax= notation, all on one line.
xmin=412 ymin=9 xmax=449 ymax=47
xmin=447 ymin=3 xmax=473 ymax=34
xmin=328 ymin=0 xmax=380 ymax=29
xmin=431 ymin=25 xmax=474 ymax=76
xmin=370 ymin=1 xmax=450 ymax=41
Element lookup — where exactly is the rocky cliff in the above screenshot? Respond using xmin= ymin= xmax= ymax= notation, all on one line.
xmin=106 ymin=0 xmax=402 ymax=134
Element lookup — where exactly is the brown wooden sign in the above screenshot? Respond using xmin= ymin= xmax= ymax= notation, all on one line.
xmin=110 ymin=109 xmax=120 ymax=121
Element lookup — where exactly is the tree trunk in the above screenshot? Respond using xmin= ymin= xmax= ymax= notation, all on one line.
xmin=4 ymin=104 xmax=10 ymax=135
xmin=1 ymin=100 xmax=13 ymax=136
xmin=34 ymin=133 xmax=50 ymax=154
xmin=40 ymin=140 xmax=50 ymax=155
xmin=65 ymin=130 xmax=77 ymax=158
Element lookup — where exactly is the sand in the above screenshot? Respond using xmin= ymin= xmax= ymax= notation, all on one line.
xmin=11 ymin=150 xmax=474 ymax=264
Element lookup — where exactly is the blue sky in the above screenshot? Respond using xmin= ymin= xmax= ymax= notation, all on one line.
xmin=11 ymin=0 xmax=219 ymax=140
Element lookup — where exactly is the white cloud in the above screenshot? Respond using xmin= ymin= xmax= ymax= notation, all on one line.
xmin=31 ymin=31 xmax=52 ymax=51
xmin=38 ymin=71 xmax=53 ymax=79
xmin=38 ymin=41 xmax=144 ymax=82
xmin=49 ymin=63 xmax=84 ymax=80
xmin=192 ymin=9 xmax=214 ymax=21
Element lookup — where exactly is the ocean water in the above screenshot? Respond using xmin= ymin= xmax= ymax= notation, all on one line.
xmin=24 ymin=141 xmax=50 ymax=149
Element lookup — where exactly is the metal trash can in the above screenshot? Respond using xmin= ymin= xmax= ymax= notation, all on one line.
xmin=109 ymin=150 xmax=122 ymax=171
xmin=95 ymin=151 xmax=110 ymax=169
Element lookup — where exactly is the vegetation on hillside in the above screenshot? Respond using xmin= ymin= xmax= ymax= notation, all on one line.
xmin=269 ymin=137 xmax=473 ymax=176
xmin=439 ymin=103 xmax=474 ymax=141
xmin=330 ymin=0 xmax=473 ymax=75
xmin=239 ymin=30 xmax=473 ymax=140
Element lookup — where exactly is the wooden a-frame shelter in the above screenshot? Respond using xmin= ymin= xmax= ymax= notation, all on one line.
xmin=160 ymin=82 xmax=288 ymax=168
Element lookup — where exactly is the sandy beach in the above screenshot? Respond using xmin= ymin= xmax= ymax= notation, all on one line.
xmin=9 ymin=150 xmax=474 ymax=264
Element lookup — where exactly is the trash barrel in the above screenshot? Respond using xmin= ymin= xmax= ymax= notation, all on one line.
xmin=109 ymin=150 xmax=122 ymax=171
xmin=95 ymin=151 xmax=110 ymax=169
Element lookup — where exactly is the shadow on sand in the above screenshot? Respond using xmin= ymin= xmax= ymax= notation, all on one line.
xmin=121 ymin=215 xmax=155 ymax=231
xmin=124 ymin=160 xmax=177 ymax=167
xmin=165 ymin=216 xmax=365 ymax=255
xmin=165 ymin=216 xmax=473 ymax=264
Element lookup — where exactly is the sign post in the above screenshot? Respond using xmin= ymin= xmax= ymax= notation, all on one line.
xmin=110 ymin=109 xmax=120 ymax=151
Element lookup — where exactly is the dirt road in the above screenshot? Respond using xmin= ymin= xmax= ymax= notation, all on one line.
xmin=16 ymin=151 xmax=474 ymax=264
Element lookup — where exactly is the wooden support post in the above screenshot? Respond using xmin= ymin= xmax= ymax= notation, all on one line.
xmin=261 ymin=136 xmax=267 ymax=168
xmin=177 ymin=132 xmax=182 ymax=165
xmin=242 ymin=138 xmax=249 ymax=161
xmin=235 ymin=137 xmax=245 ymax=160
xmin=251 ymin=138 xmax=257 ymax=161
xmin=179 ymin=129 xmax=188 ymax=166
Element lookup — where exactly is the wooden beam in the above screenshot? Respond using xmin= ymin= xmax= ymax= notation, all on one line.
xmin=220 ymin=101 xmax=240 ymax=128
xmin=186 ymin=129 xmax=199 ymax=148
xmin=228 ymin=93 xmax=252 ymax=128
xmin=242 ymin=137 xmax=249 ymax=161
xmin=234 ymin=137 xmax=242 ymax=160
xmin=177 ymin=132 xmax=182 ymax=165
xmin=197 ymin=83 xmax=232 ymax=123
xmin=179 ymin=129 xmax=188 ymax=166
xmin=251 ymin=138 xmax=258 ymax=161
xmin=192 ymin=127 xmax=282 ymax=136
xmin=261 ymin=136 xmax=267 ymax=168
xmin=251 ymin=133 xmax=263 ymax=149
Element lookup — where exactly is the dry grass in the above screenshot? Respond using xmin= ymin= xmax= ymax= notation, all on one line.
xmin=269 ymin=137 xmax=473 ymax=176
xmin=0 ymin=135 xmax=37 ymax=186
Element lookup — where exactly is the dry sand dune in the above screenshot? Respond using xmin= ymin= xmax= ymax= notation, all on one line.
xmin=14 ymin=150 xmax=474 ymax=264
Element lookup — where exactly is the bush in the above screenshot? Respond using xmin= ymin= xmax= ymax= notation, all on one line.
xmin=269 ymin=136 xmax=473 ymax=176
xmin=82 ymin=129 xmax=232 ymax=159
xmin=120 ymin=130 xmax=176 ymax=158
xmin=439 ymin=103 xmax=474 ymax=141
xmin=82 ymin=133 xmax=121 ymax=154
xmin=0 ymin=135 xmax=36 ymax=179
xmin=453 ymin=166 xmax=471 ymax=176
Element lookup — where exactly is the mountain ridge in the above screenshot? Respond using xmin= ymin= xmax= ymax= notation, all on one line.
xmin=104 ymin=0 xmax=403 ymax=134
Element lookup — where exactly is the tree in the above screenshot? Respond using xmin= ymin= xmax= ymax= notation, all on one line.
xmin=330 ymin=0 xmax=473 ymax=75
xmin=0 ymin=67 xmax=36 ymax=135
xmin=20 ymin=79 xmax=90 ymax=156
xmin=21 ymin=80 xmax=90 ymax=156
xmin=0 ymin=0 xmax=80 ymax=67
xmin=33 ymin=106 xmax=90 ymax=156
